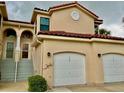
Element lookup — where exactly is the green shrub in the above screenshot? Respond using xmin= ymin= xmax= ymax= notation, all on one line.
xmin=28 ymin=75 xmax=47 ymax=92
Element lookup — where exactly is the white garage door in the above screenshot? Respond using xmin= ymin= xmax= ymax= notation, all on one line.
xmin=54 ymin=53 xmax=86 ymax=86
xmin=102 ymin=54 xmax=124 ymax=83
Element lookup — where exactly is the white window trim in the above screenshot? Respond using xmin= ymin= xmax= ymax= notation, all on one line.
xmin=21 ymin=42 xmax=31 ymax=60
xmin=4 ymin=40 xmax=15 ymax=60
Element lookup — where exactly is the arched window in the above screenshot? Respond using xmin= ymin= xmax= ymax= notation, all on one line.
xmin=22 ymin=43 xmax=29 ymax=58
xmin=3 ymin=28 xmax=16 ymax=59
xmin=21 ymin=31 xmax=33 ymax=59
xmin=6 ymin=42 xmax=14 ymax=58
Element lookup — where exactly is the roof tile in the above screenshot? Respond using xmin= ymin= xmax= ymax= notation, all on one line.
xmin=38 ymin=31 xmax=124 ymax=41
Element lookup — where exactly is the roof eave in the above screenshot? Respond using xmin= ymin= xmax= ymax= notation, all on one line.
xmin=31 ymin=2 xmax=100 ymax=23
xmin=49 ymin=2 xmax=99 ymax=19
xmin=95 ymin=19 xmax=103 ymax=25
xmin=0 ymin=3 xmax=8 ymax=20
xmin=31 ymin=9 xmax=49 ymax=23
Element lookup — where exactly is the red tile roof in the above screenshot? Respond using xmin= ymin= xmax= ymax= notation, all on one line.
xmin=38 ymin=31 xmax=124 ymax=41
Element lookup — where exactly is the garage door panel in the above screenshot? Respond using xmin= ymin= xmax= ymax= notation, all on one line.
xmin=55 ymin=72 xmax=70 ymax=78
xmin=69 ymin=70 xmax=83 ymax=77
xmin=104 ymin=76 xmax=124 ymax=82
xmin=68 ymin=64 xmax=83 ymax=70
xmin=69 ymin=77 xmax=84 ymax=84
xmin=55 ymin=78 xmax=70 ymax=86
xmin=54 ymin=58 xmax=69 ymax=69
xmin=54 ymin=53 xmax=86 ymax=86
xmin=103 ymin=54 xmax=124 ymax=83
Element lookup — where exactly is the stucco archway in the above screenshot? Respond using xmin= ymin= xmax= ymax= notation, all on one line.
xmin=2 ymin=28 xmax=17 ymax=59
xmin=0 ymin=28 xmax=17 ymax=81
xmin=3 ymin=28 xmax=17 ymax=38
xmin=20 ymin=30 xmax=33 ymax=37
xmin=20 ymin=30 xmax=33 ymax=59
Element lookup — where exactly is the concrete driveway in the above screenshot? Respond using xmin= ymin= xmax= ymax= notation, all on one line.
xmin=0 ymin=81 xmax=28 ymax=92
xmin=1 ymin=81 xmax=124 ymax=92
xmin=52 ymin=82 xmax=124 ymax=92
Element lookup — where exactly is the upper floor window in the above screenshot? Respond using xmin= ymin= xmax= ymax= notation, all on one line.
xmin=22 ymin=44 xmax=29 ymax=59
xmin=40 ymin=17 xmax=49 ymax=31
xmin=94 ymin=25 xmax=99 ymax=34
xmin=6 ymin=42 xmax=14 ymax=58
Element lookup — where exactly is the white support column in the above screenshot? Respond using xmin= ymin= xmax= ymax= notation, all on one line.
xmin=15 ymin=35 xmax=21 ymax=62
xmin=14 ymin=35 xmax=21 ymax=82
xmin=16 ymin=36 xmax=21 ymax=52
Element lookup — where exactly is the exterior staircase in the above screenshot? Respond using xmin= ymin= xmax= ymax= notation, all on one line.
xmin=0 ymin=59 xmax=34 ymax=81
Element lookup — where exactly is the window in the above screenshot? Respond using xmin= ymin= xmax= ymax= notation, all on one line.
xmin=6 ymin=42 xmax=14 ymax=58
xmin=94 ymin=25 xmax=99 ymax=34
xmin=22 ymin=44 xmax=29 ymax=58
xmin=40 ymin=17 xmax=49 ymax=31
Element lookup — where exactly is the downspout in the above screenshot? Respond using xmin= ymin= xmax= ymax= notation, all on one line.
xmin=14 ymin=59 xmax=18 ymax=82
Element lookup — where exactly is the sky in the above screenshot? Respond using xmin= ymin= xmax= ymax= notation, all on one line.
xmin=5 ymin=1 xmax=124 ymax=37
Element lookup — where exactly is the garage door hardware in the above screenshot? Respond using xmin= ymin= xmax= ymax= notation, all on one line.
xmin=43 ymin=64 xmax=52 ymax=69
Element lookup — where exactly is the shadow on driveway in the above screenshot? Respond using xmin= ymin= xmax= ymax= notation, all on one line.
xmin=66 ymin=82 xmax=124 ymax=92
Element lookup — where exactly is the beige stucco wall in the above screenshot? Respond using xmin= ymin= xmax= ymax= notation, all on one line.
xmin=50 ymin=7 xmax=95 ymax=34
xmin=36 ymin=7 xmax=95 ymax=34
xmin=35 ymin=36 xmax=124 ymax=87
xmin=91 ymin=41 xmax=124 ymax=84
xmin=42 ymin=39 xmax=94 ymax=87
xmin=33 ymin=44 xmax=43 ymax=75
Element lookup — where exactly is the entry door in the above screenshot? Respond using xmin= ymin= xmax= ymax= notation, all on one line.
xmin=102 ymin=54 xmax=124 ymax=83
xmin=54 ymin=53 xmax=86 ymax=86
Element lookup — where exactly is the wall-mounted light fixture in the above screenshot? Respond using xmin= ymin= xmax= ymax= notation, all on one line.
xmin=47 ymin=52 xmax=51 ymax=57
xmin=98 ymin=54 xmax=101 ymax=58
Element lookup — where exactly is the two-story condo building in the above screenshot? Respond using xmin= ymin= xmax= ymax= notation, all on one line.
xmin=1 ymin=1 xmax=124 ymax=88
